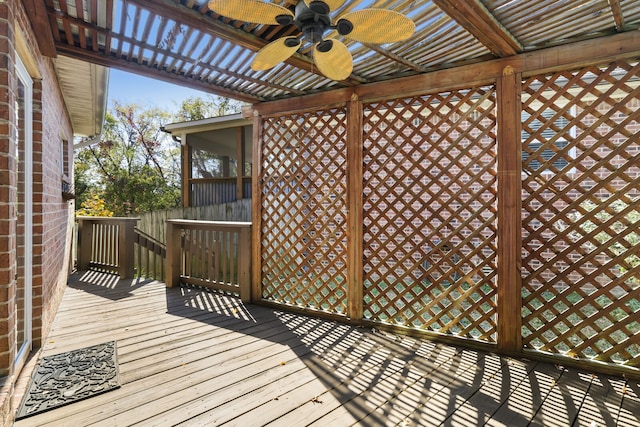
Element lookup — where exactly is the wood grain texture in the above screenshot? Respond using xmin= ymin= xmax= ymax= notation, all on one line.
xmin=14 ymin=272 xmax=638 ymax=425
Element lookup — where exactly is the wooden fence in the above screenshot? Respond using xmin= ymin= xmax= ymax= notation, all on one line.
xmin=76 ymin=217 xmax=165 ymax=281
xmin=253 ymin=56 xmax=640 ymax=377
xmin=77 ymin=201 xmax=252 ymax=283
xmin=135 ymin=199 xmax=252 ymax=245
xmin=165 ymin=220 xmax=252 ymax=302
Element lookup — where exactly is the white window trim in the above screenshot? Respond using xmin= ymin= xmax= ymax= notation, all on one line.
xmin=14 ymin=54 xmax=33 ymax=371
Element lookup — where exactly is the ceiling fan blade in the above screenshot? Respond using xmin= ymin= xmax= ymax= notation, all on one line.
xmin=338 ymin=9 xmax=415 ymax=44
xmin=304 ymin=0 xmax=346 ymax=14
xmin=208 ymin=0 xmax=294 ymax=25
xmin=314 ymin=39 xmax=353 ymax=81
xmin=251 ymin=37 xmax=301 ymax=71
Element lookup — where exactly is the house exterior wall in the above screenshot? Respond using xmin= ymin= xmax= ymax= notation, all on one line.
xmin=0 ymin=0 xmax=74 ymax=424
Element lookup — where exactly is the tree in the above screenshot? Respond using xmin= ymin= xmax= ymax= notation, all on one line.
xmin=74 ymin=95 xmax=245 ymax=216
xmin=75 ymin=196 xmax=114 ymax=217
xmin=74 ymin=102 xmax=181 ymax=216
xmin=175 ymin=95 xmax=244 ymax=121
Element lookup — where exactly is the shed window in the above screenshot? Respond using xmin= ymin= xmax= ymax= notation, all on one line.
xmin=522 ymin=107 xmax=576 ymax=173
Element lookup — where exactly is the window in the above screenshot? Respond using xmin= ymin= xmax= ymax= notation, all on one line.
xmin=522 ymin=107 xmax=577 ymax=173
xmin=61 ymin=139 xmax=70 ymax=179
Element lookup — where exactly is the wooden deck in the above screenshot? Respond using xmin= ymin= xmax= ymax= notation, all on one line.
xmin=13 ymin=271 xmax=640 ymax=426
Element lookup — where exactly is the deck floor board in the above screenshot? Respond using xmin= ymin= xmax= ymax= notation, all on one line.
xmin=13 ymin=272 xmax=640 ymax=426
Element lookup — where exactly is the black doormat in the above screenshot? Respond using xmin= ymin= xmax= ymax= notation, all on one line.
xmin=16 ymin=341 xmax=120 ymax=419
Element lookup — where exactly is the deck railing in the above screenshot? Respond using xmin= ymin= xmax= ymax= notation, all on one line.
xmin=165 ymin=220 xmax=252 ymax=302
xmin=134 ymin=227 xmax=166 ymax=281
xmin=76 ymin=217 xmax=138 ymax=278
xmin=76 ymin=216 xmax=166 ymax=281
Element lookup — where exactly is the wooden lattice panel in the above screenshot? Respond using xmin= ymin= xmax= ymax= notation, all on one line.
xmin=260 ymin=109 xmax=348 ymax=314
xmin=362 ymin=88 xmax=498 ymax=342
xmin=521 ymin=60 xmax=640 ymax=366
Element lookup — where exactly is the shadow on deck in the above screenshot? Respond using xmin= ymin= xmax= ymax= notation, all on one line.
xmin=13 ymin=271 xmax=640 ymax=426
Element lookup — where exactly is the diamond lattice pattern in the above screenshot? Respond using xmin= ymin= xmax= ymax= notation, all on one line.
xmin=362 ymin=88 xmax=498 ymax=342
xmin=260 ymin=109 xmax=348 ymax=314
xmin=521 ymin=60 xmax=640 ymax=365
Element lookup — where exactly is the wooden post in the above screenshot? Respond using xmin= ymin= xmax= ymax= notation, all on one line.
xmin=165 ymin=220 xmax=182 ymax=288
xmin=238 ymin=225 xmax=252 ymax=303
xmin=251 ymin=112 xmax=263 ymax=302
xmin=496 ymin=66 xmax=523 ymax=353
xmin=117 ymin=218 xmax=137 ymax=279
xmin=77 ymin=217 xmax=93 ymax=271
xmin=236 ymin=126 xmax=245 ymax=201
xmin=347 ymin=92 xmax=364 ymax=321
xmin=222 ymin=156 xmax=230 ymax=177
xmin=181 ymin=138 xmax=190 ymax=208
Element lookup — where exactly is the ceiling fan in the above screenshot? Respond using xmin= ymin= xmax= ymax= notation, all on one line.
xmin=207 ymin=0 xmax=415 ymax=81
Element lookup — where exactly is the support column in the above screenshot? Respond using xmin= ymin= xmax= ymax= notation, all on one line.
xmin=117 ymin=218 xmax=137 ymax=279
xmin=181 ymin=137 xmax=190 ymax=208
xmin=236 ymin=126 xmax=245 ymax=201
xmin=77 ymin=218 xmax=93 ymax=271
xmin=165 ymin=220 xmax=182 ymax=288
xmin=496 ymin=66 xmax=523 ymax=353
xmin=251 ymin=112 xmax=263 ymax=302
xmin=347 ymin=92 xmax=364 ymax=321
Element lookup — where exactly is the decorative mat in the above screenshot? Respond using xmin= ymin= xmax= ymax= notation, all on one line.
xmin=16 ymin=341 xmax=120 ymax=419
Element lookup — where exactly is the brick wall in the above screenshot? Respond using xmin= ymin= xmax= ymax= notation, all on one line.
xmin=0 ymin=2 xmax=18 ymax=424
xmin=0 ymin=0 xmax=75 ymax=424
xmin=0 ymin=0 xmax=18 ymax=381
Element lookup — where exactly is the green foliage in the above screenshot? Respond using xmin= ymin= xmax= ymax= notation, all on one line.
xmin=569 ymin=199 xmax=640 ymax=284
xmin=75 ymin=196 xmax=114 ymax=217
xmin=74 ymin=95 xmax=243 ymax=217
xmin=73 ymin=158 xmax=93 ymax=209
xmin=74 ymin=102 xmax=181 ymax=216
xmin=175 ymin=95 xmax=244 ymax=121
xmin=101 ymin=164 xmax=180 ymax=215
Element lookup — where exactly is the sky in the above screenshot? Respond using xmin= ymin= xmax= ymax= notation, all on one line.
xmin=107 ymin=69 xmax=211 ymax=112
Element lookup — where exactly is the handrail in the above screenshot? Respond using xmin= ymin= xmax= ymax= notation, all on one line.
xmin=134 ymin=227 xmax=166 ymax=281
xmin=166 ymin=220 xmax=252 ymax=302
xmin=76 ymin=216 xmax=138 ymax=278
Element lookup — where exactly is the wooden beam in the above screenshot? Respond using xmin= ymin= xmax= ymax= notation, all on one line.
xmin=236 ymin=126 xmax=245 ymax=201
xmin=21 ymin=0 xmax=57 ymax=56
xmin=346 ymin=92 xmax=363 ymax=321
xmin=608 ymin=0 xmax=625 ymax=31
xmin=129 ymin=0 xmax=362 ymax=86
xmin=251 ymin=87 xmax=354 ymax=117
xmin=54 ymin=43 xmax=262 ymax=103
xmin=251 ymin=113 xmax=263 ymax=303
xmin=248 ymin=31 xmax=640 ymax=112
xmin=181 ymin=141 xmax=190 ymax=208
xmin=364 ymin=44 xmax=428 ymax=72
xmin=496 ymin=66 xmax=522 ymax=354
xmin=47 ymin=11 xmax=300 ymax=97
xmin=165 ymin=221 xmax=182 ymax=288
xmin=432 ymin=0 xmax=522 ymax=57
xmin=353 ymin=30 xmax=640 ymax=103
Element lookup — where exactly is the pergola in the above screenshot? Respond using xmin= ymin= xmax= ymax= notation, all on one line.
xmin=23 ymin=0 xmax=640 ymax=101
xmin=27 ymin=0 xmax=640 ymax=378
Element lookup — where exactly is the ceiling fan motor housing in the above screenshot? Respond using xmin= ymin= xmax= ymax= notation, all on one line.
xmin=295 ymin=1 xmax=332 ymax=44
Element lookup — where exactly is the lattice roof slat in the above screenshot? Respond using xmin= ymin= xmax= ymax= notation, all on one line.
xmin=40 ymin=0 xmax=640 ymax=102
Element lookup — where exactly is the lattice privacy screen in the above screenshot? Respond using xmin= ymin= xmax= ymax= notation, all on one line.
xmin=260 ymin=109 xmax=348 ymax=314
xmin=362 ymin=88 xmax=499 ymax=342
xmin=521 ymin=60 xmax=640 ymax=365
